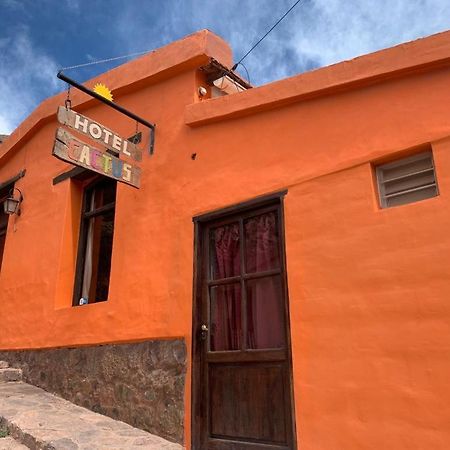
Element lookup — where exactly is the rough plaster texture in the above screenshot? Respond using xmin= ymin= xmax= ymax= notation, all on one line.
xmin=0 ymin=339 xmax=186 ymax=445
xmin=2 ymin=29 xmax=450 ymax=450
xmin=0 ymin=381 xmax=183 ymax=449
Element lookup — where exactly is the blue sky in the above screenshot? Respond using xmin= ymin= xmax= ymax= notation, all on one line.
xmin=1 ymin=0 xmax=450 ymax=134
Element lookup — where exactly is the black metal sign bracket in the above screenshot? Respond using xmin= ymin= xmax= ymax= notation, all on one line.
xmin=57 ymin=71 xmax=155 ymax=155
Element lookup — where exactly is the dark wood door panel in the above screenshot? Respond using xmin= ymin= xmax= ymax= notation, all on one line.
xmin=192 ymin=195 xmax=296 ymax=450
xmin=209 ymin=363 xmax=288 ymax=444
xmin=206 ymin=349 xmax=287 ymax=363
xmin=209 ymin=438 xmax=291 ymax=450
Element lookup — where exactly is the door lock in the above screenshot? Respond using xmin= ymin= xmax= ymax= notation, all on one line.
xmin=201 ymin=324 xmax=209 ymax=340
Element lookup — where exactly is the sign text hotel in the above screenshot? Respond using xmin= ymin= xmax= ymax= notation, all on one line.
xmin=52 ymin=107 xmax=142 ymax=188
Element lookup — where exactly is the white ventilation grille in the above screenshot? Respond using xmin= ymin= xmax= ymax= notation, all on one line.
xmin=376 ymin=150 xmax=438 ymax=208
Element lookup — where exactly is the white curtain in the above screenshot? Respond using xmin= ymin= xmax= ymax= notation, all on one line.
xmin=81 ymin=195 xmax=95 ymax=302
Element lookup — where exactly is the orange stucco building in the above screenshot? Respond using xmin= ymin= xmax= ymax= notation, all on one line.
xmin=1 ymin=29 xmax=450 ymax=449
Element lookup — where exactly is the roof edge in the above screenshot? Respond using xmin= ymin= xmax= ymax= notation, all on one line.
xmin=185 ymin=30 xmax=450 ymax=127
xmin=0 ymin=29 xmax=232 ymax=162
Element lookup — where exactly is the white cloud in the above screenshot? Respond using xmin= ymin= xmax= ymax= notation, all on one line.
xmin=0 ymin=29 xmax=60 ymax=134
xmin=0 ymin=116 xmax=13 ymax=135
xmin=2 ymin=0 xmax=450 ymax=134
xmin=2 ymin=0 xmax=25 ymax=11
xmin=65 ymin=0 xmax=80 ymax=11
xmin=115 ymin=0 xmax=450 ymax=85
xmin=288 ymin=0 xmax=450 ymax=69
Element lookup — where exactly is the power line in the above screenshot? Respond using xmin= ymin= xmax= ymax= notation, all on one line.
xmin=60 ymin=1 xmax=303 ymax=77
xmin=238 ymin=61 xmax=251 ymax=85
xmin=59 ymin=49 xmax=152 ymax=72
xmin=231 ymin=0 xmax=304 ymax=71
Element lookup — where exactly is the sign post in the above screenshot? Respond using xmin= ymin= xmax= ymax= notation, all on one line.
xmin=57 ymin=71 xmax=155 ymax=155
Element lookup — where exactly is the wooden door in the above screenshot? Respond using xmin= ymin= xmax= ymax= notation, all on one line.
xmin=192 ymin=195 xmax=296 ymax=450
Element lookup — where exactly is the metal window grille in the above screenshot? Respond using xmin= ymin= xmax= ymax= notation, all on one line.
xmin=376 ymin=150 xmax=439 ymax=208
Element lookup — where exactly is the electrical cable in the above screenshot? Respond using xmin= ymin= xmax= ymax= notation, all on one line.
xmin=231 ymin=0 xmax=303 ymax=71
xmin=237 ymin=61 xmax=251 ymax=85
xmin=60 ymin=1 xmax=302 ymax=85
xmin=59 ymin=49 xmax=153 ymax=72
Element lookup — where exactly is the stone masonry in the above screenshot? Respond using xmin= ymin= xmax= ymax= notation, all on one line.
xmin=0 ymin=339 xmax=186 ymax=444
xmin=0 ymin=379 xmax=183 ymax=449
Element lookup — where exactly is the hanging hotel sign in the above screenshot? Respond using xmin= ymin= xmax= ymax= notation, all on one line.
xmin=53 ymin=128 xmax=141 ymax=188
xmin=57 ymin=107 xmax=142 ymax=161
xmin=52 ymin=107 xmax=142 ymax=188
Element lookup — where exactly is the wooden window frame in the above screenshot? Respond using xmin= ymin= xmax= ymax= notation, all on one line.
xmin=72 ymin=176 xmax=116 ymax=306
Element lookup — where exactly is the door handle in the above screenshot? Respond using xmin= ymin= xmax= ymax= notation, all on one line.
xmin=201 ymin=324 xmax=209 ymax=340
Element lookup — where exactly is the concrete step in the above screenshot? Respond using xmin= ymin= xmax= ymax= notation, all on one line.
xmin=0 ymin=381 xmax=184 ymax=449
xmin=0 ymin=362 xmax=9 ymax=369
xmin=0 ymin=369 xmax=21 ymax=383
xmin=0 ymin=437 xmax=29 ymax=450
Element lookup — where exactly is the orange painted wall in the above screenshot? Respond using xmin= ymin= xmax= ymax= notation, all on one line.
xmin=1 ymin=30 xmax=450 ymax=449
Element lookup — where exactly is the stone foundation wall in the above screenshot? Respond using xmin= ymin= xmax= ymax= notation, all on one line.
xmin=0 ymin=339 xmax=186 ymax=444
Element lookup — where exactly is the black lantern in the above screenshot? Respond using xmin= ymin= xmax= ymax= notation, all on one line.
xmin=3 ymin=188 xmax=23 ymax=216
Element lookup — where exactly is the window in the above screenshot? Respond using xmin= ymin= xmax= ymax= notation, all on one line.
xmin=376 ymin=150 xmax=438 ymax=208
xmin=74 ymin=177 xmax=116 ymax=305
xmin=0 ymin=185 xmax=12 ymax=270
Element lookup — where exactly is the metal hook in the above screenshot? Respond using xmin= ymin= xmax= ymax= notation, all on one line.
xmin=65 ymin=84 xmax=72 ymax=110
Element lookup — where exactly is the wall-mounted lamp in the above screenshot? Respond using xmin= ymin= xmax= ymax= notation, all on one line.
xmin=3 ymin=188 xmax=23 ymax=216
xmin=198 ymin=86 xmax=208 ymax=97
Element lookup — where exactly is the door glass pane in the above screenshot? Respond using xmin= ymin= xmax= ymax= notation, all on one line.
xmin=210 ymin=283 xmax=241 ymax=351
xmin=244 ymin=211 xmax=280 ymax=274
xmin=246 ymin=276 xmax=285 ymax=349
xmin=210 ymin=222 xmax=240 ymax=280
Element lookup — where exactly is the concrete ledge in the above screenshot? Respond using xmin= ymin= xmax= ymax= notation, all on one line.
xmin=0 ymin=436 xmax=28 ymax=449
xmin=0 ymin=382 xmax=183 ymax=449
xmin=185 ymin=30 xmax=450 ymax=127
xmin=0 ymin=339 xmax=186 ymax=444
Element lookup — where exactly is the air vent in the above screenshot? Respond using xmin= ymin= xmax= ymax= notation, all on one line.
xmin=376 ymin=150 xmax=438 ymax=208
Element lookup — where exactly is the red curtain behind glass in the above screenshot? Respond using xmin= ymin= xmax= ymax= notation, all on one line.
xmin=210 ymin=223 xmax=241 ymax=350
xmin=210 ymin=212 xmax=285 ymax=351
